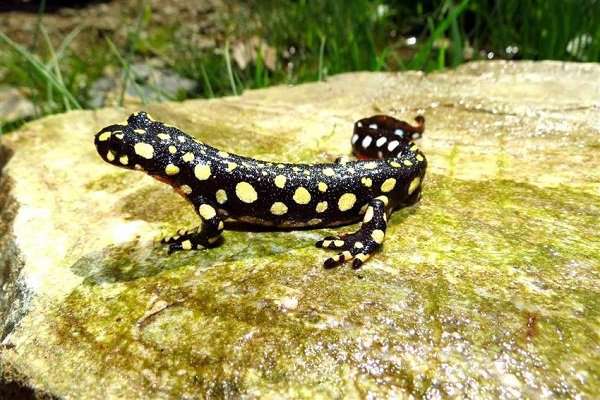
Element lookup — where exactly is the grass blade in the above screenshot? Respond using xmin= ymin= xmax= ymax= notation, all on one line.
xmin=199 ymin=61 xmax=214 ymax=98
xmin=40 ymin=25 xmax=71 ymax=111
xmin=0 ymin=30 xmax=81 ymax=109
xmin=105 ymin=36 xmax=154 ymax=106
xmin=224 ymin=40 xmax=238 ymax=96
xmin=318 ymin=34 xmax=326 ymax=81
xmin=409 ymin=0 xmax=470 ymax=70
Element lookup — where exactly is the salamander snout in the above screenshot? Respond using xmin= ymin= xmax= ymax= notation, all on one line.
xmin=94 ymin=125 xmax=138 ymax=170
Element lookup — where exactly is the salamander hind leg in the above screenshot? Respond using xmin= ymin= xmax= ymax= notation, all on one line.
xmin=162 ymin=196 xmax=224 ymax=253
xmin=316 ymin=198 xmax=388 ymax=269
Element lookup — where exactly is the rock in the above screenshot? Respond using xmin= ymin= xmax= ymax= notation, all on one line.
xmin=87 ymin=61 xmax=198 ymax=108
xmin=1 ymin=61 xmax=599 ymax=398
xmin=0 ymin=86 xmax=35 ymax=124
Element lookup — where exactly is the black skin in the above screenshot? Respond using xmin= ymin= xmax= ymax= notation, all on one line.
xmin=94 ymin=112 xmax=427 ymax=268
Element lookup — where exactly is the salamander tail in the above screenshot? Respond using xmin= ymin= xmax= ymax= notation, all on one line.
xmin=351 ymin=115 xmax=425 ymax=160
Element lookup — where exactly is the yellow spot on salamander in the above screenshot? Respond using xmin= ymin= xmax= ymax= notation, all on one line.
xmin=134 ymin=129 xmax=145 ymax=134
xmin=408 ymin=177 xmax=421 ymax=195
xmin=182 ymin=240 xmax=192 ymax=250
xmin=381 ymin=178 xmax=396 ymax=193
xmin=218 ymin=221 xmax=224 ymax=230
xmin=416 ymin=154 xmax=424 ymax=162
xmin=323 ymin=167 xmax=335 ymax=177
xmin=168 ymin=145 xmax=177 ymax=154
xmin=375 ymin=195 xmax=389 ymax=206
xmin=119 ymin=155 xmax=128 ymax=165
xmin=274 ymin=175 xmax=287 ymax=189
xmin=316 ymin=201 xmax=328 ymax=213
xmin=338 ymin=193 xmax=356 ymax=211
xmin=363 ymin=207 xmax=374 ymax=222
xmin=334 ymin=240 xmax=345 ymax=247
xmin=134 ymin=142 xmax=154 ymax=159
xmin=180 ymin=185 xmax=192 ymax=194
xmin=227 ymin=162 xmax=238 ymax=172
xmin=218 ymin=151 xmax=230 ymax=158
xmin=106 ymin=151 xmax=115 ymax=162
xmin=157 ymin=133 xmax=171 ymax=140
xmin=363 ymin=161 xmax=378 ymax=169
xmin=356 ymin=253 xmax=370 ymax=262
xmin=216 ymin=189 xmax=227 ymax=204
xmin=293 ymin=187 xmax=311 ymax=204
xmin=308 ymin=218 xmax=321 ymax=225
xmin=182 ymin=152 xmax=194 ymax=162
xmin=371 ymin=229 xmax=385 ymax=244
xmin=165 ymin=164 xmax=180 ymax=176
xmin=199 ymin=204 xmax=217 ymax=219
xmin=318 ymin=182 xmax=328 ymax=192
xmin=354 ymin=242 xmax=364 ymax=249
xmin=236 ymin=182 xmax=258 ymax=203
xmin=403 ymin=159 xmax=413 ymax=166
xmin=361 ymin=177 xmax=372 ymax=187
xmin=270 ymin=202 xmax=288 ymax=215
xmin=114 ymin=133 xmax=124 ymax=140
xmin=98 ymin=131 xmax=111 ymax=141
xmin=389 ymin=160 xmax=401 ymax=168
xmin=194 ymin=164 xmax=211 ymax=180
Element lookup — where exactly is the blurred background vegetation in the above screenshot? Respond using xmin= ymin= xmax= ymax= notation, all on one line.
xmin=0 ymin=0 xmax=599 ymax=133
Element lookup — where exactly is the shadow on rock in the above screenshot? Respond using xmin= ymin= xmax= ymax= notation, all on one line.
xmin=69 ymin=241 xmax=197 ymax=285
xmin=69 ymin=228 xmax=318 ymax=285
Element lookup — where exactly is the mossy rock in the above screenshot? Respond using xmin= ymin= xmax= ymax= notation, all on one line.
xmin=1 ymin=61 xmax=599 ymax=399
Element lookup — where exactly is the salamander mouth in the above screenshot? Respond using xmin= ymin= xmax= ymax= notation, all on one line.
xmin=94 ymin=134 xmax=111 ymax=160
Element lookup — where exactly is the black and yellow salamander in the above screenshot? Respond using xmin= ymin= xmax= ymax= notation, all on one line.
xmin=94 ymin=112 xmax=427 ymax=269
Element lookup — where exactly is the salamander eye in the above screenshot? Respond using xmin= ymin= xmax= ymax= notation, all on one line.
xmin=127 ymin=111 xmax=153 ymax=128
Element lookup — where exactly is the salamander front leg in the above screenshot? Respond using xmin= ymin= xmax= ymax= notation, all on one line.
xmin=162 ymin=196 xmax=224 ymax=253
xmin=316 ymin=198 xmax=388 ymax=269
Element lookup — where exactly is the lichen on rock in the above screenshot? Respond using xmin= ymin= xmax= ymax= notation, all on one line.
xmin=1 ymin=61 xmax=599 ymax=398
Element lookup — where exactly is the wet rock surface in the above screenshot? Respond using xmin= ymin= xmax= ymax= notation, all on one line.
xmin=0 ymin=61 xmax=599 ymax=398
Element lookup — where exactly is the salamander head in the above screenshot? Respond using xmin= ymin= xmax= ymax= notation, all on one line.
xmin=94 ymin=111 xmax=184 ymax=175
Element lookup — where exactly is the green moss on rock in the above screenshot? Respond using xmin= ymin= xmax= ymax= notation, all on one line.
xmin=1 ymin=62 xmax=600 ymax=398
xmin=40 ymin=174 xmax=600 ymax=398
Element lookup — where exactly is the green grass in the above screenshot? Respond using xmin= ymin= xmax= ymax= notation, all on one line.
xmin=1 ymin=0 xmax=599 ymax=134
xmin=0 ymin=30 xmax=81 ymax=110
xmin=472 ymin=0 xmax=600 ymax=61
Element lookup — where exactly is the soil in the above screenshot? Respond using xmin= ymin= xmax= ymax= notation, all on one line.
xmin=0 ymin=0 xmax=238 ymax=50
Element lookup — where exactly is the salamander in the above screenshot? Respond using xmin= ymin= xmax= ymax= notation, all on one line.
xmin=94 ymin=112 xmax=427 ymax=268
